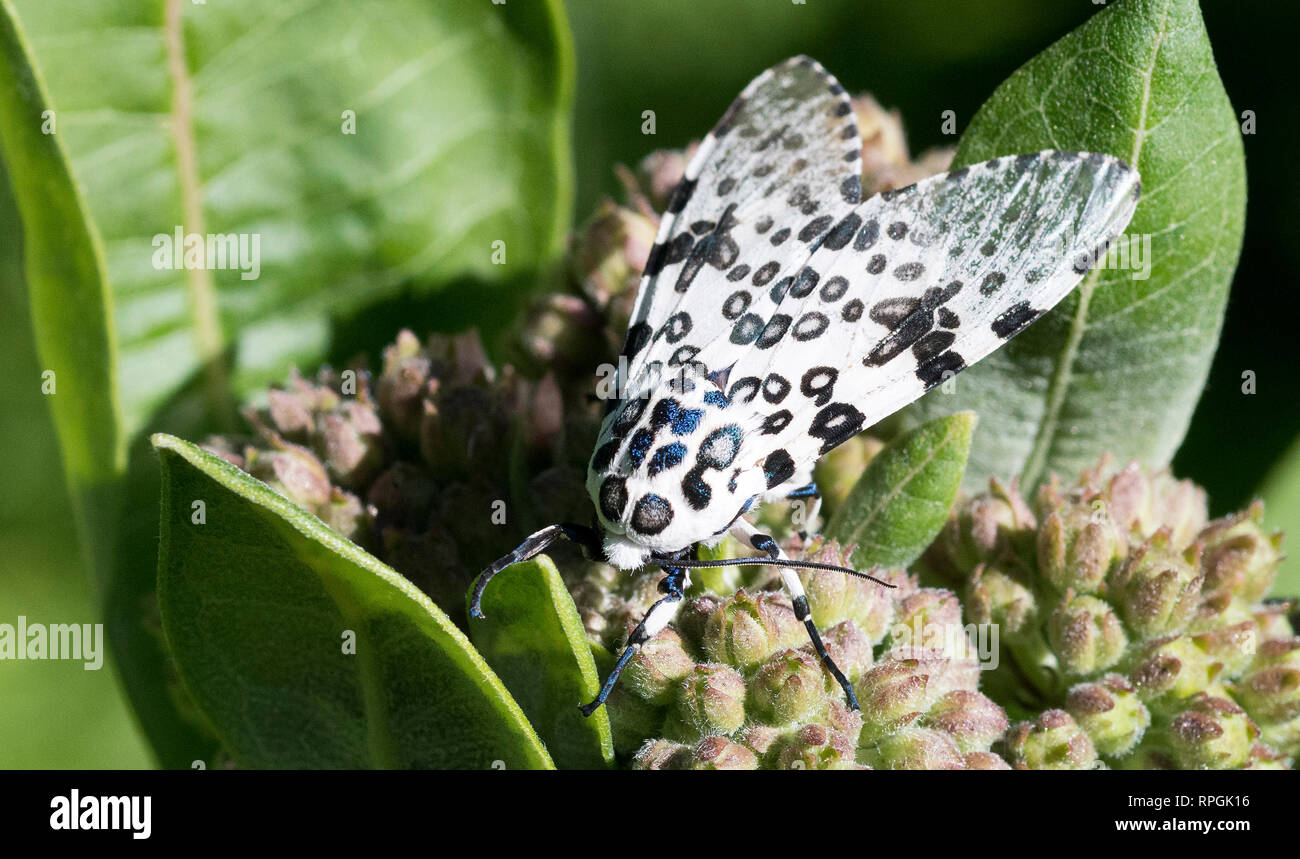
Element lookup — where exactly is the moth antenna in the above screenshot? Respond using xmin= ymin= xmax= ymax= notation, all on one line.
xmin=647 ymin=553 xmax=895 ymax=588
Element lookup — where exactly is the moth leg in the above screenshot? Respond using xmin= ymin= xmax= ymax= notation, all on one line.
xmin=580 ymin=565 xmax=688 ymax=717
xmin=728 ymin=520 xmax=861 ymax=711
xmin=470 ymin=523 xmax=603 ymax=619
xmin=783 ymin=482 xmax=822 ymax=540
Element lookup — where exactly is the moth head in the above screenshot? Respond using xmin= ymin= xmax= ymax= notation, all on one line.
xmin=585 ymin=380 xmax=769 ymax=568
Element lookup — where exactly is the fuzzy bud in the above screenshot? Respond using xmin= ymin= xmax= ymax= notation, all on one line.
xmin=862 ymin=727 xmax=965 ymax=770
xmin=623 ymin=628 xmax=696 ymax=705
xmin=749 ymin=649 xmax=830 ymax=726
xmin=923 ymin=690 xmax=1008 ymax=753
xmin=690 ymin=736 xmax=758 ymax=770
xmin=674 ymin=663 xmax=747 ymax=738
xmin=1037 ymin=491 xmax=1126 ymax=593
xmin=1110 ymin=529 xmax=1204 ymax=638
xmin=1066 ymin=674 xmax=1150 ymax=757
xmin=965 ymin=565 xmax=1037 ymax=640
xmin=1197 ymin=502 xmax=1284 ymax=603
xmin=1006 ymin=710 xmax=1098 ymax=770
xmin=1129 ymin=635 xmax=1220 ymax=715
xmin=1168 ymin=695 xmax=1257 ymax=769
xmin=701 ymin=589 xmax=802 ymax=671
xmin=1048 ymin=592 xmax=1128 ymax=676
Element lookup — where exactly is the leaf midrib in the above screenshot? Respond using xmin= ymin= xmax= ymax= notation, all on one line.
xmin=1017 ymin=0 xmax=1170 ymax=489
xmin=165 ymin=0 xmax=232 ymax=427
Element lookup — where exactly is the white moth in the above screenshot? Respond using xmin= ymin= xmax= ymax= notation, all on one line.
xmin=472 ymin=56 xmax=1140 ymax=715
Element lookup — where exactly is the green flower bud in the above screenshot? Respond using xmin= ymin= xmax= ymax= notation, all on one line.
xmin=923 ymin=690 xmax=1008 ymax=754
xmin=632 ymin=739 xmax=693 ymax=770
xmin=856 ymin=659 xmax=929 ymax=743
xmin=749 ymin=649 xmax=830 ymax=726
xmin=1110 ymin=529 xmax=1204 ymax=638
xmin=623 ymin=628 xmax=696 ymax=705
xmin=818 ymin=620 xmax=874 ymax=682
xmin=1129 ymin=635 xmax=1220 ymax=715
xmin=862 ymin=726 xmax=965 ymax=770
xmin=690 ymin=736 xmax=759 ymax=770
xmin=1066 ymin=674 xmax=1150 ymax=757
xmin=316 ymin=400 xmax=385 ymax=489
xmin=1198 ymin=502 xmax=1284 ymax=603
xmin=938 ymin=478 xmax=1036 ymax=572
xmin=1006 ymin=710 xmax=1098 ymax=770
xmin=1168 ymin=695 xmax=1257 ymax=769
xmin=266 ymin=386 xmax=316 ymax=439
xmin=376 ymin=330 xmax=432 ymax=440
xmin=890 ymin=588 xmax=965 ymax=658
xmin=1104 ymin=460 xmax=1207 ymax=546
xmin=1193 ymin=620 xmax=1259 ymax=679
xmin=1048 ymin=592 xmax=1128 ymax=676
xmin=246 ymin=440 xmax=331 ymax=511
xmin=1037 ymin=496 xmax=1126 ymax=594
xmin=317 ymin=488 xmax=371 ymax=543
xmin=966 ymin=564 xmax=1037 ymax=640
xmin=777 ymin=722 xmax=861 ymax=770
xmin=701 ymin=589 xmax=802 ymax=672
xmin=963 ymin=751 xmax=1012 ymax=769
xmin=1235 ymin=638 xmax=1300 ymax=725
xmin=799 ymin=545 xmax=896 ymax=640
xmin=676 ymin=663 xmax=747 ymax=737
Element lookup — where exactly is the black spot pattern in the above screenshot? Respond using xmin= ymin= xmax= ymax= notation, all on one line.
xmin=793 ymin=312 xmax=829 ymax=341
xmin=992 ymin=301 xmax=1042 ymax=339
xmin=753 ymin=261 xmax=780 ymax=286
xmin=808 ymin=403 xmax=865 ymax=455
xmin=854 ymin=218 xmax=879 ymax=251
xmin=887 ymin=221 xmax=908 ymax=240
xmin=980 ymin=272 xmax=1006 ymax=295
xmin=800 ymin=366 xmax=837 ymax=406
xmin=722 ymin=291 xmax=750 ymax=320
xmin=798 ymin=214 xmax=833 ymax=242
xmin=820 ymin=276 xmax=849 ymax=302
xmin=727 ymin=264 xmax=751 ymax=282
xmin=770 ymin=227 xmax=791 ymax=246
xmin=842 ymin=299 xmax=864 ymax=322
xmin=790 ymin=267 xmax=819 ymax=297
xmin=730 ymin=313 xmax=764 ymax=345
xmin=631 ymin=494 xmax=673 ymax=535
xmin=761 ymin=373 xmax=791 ymax=404
xmin=894 ymin=262 xmax=925 ymax=281
xmin=866 ymin=254 xmax=887 ymax=275
xmin=756 ymin=314 xmax=791 ymax=349
xmin=761 ymin=410 xmax=793 ymax=434
xmin=763 ymin=449 xmax=796 ymax=489
xmin=728 ymin=376 xmax=761 ymax=404
xmin=599 ymin=476 xmax=628 ymax=521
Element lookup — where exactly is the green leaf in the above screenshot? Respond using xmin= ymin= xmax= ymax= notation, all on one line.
xmin=153 ymin=433 xmax=553 ymax=769
xmin=468 ymin=556 xmax=615 ymax=769
xmin=826 ymin=412 xmax=975 ymax=570
xmin=1258 ymin=436 xmax=1300 ymax=597
xmin=0 ymin=0 xmax=122 ymax=491
xmin=1 ymin=0 xmax=574 ymax=766
xmin=11 ymin=0 xmax=574 ymax=430
xmin=906 ymin=0 xmax=1246 ymax=492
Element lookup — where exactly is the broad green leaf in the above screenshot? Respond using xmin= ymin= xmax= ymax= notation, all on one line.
xmin=153 ymin=433 xmax=553 ymax=769
xmin=468 ymin=556 xmax=614 ymax=769
xmin=1258 ymin=435 xmax=1300 ymax=596
xmin=906 ymin=0 xmax=1246 ymax=492
xmin=11 ymin=0 xmax=574 ymax=431
xmin=0 ymin=0 xmax=122 ymax=492
xmin=2 ymin=0 xmax=574 ymax=766
xmin=0 ymin=159 xmax=149 ymax=768
xmin=826 ymin=412 xmax=975 ymax=570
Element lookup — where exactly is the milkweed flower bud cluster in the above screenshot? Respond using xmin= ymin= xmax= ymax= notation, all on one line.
xmin=580 ymin=541 xmax=1011 ymax=769
xmin=927 ymin=456 xmax=1292 ymax=768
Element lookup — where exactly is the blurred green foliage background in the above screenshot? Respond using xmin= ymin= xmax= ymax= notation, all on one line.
xmin=1 ymin=0 xmax=1293 ymax=767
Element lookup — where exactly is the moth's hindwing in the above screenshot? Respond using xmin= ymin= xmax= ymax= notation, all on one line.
xmin=698 ymin=150 xmax=1140 ymax=485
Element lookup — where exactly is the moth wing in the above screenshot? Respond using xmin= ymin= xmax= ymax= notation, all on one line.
xmin=617 ymin=56 xmax=864 ymax=399
xmin=698 ymin=151 xmax=1140 ymax=492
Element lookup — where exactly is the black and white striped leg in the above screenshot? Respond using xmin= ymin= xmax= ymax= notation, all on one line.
xmin=729 ymin=520 xmax=860 ymax=711
xmin=784 ymin=482 xmax=822 ymax=541
xmin=580 ymin=565 xmax=688 ymax=717
xmin=470 ymin=523 xmax=603 ymax=619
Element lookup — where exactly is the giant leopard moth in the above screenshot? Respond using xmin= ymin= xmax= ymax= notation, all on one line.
xmin=471 ymin=56 xmax=1140 ymax=716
